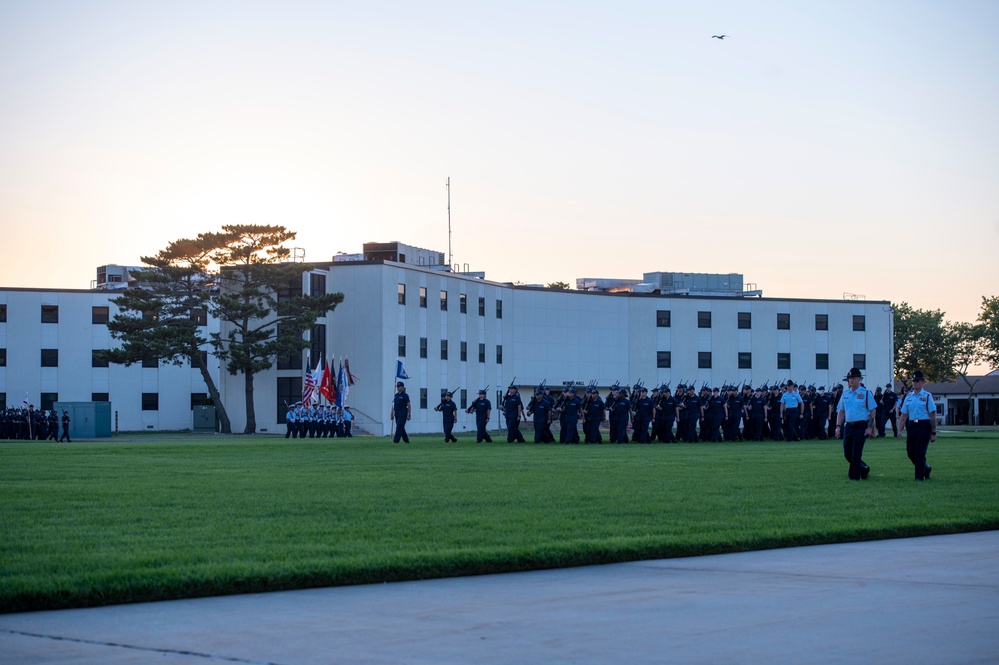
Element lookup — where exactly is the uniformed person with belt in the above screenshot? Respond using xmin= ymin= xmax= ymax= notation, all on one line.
xmin=835 ymin=367 xmax=875 ymax=480
xmin=468 ymin=389 xmax=493 ymax=442
xmin=897 ymin=370 xmax=936 ymax=480
xmin=390 ymin=381 xmax=412 ymax=443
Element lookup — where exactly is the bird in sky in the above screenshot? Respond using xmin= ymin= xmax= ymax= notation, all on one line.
xmin=712 ymin=35 xmax=727 ymax=40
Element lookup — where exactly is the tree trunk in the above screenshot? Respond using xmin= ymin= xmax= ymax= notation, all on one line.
xmin=190 ymin=343 xmax=232 ymax=434
xmin=243 ymin=369 xmax=256 ymax=434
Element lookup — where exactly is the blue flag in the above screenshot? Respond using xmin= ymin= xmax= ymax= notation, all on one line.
xmin=396 ymin=360 xmax=410 ymax=380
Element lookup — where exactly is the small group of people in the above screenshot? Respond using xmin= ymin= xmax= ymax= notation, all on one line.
xmin=1 ymin=405 xmax=71 ymax=442
xmin=284 ymin=402 xmax=353 ymax=439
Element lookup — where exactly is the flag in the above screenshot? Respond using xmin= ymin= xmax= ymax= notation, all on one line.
xmin=302 ymin=355 xmax=321 ymax=406
xmin=310 ymin=359 xmax=322 ymax=406
xmin=344 ymin=358 xmax=358 ymax=386
xmin=337 ymin=361 xmax=348 ymax=407
xmin=22 ymin=392 xmax=29 ymax=408
xmin=396 ymin=360 xmax=409 ymax=380
xmin=320 ymin=358 xmax=336 ymax=403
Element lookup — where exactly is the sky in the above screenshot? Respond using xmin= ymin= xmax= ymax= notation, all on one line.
xmin=1 ymin=0 xmax=997 ymax=331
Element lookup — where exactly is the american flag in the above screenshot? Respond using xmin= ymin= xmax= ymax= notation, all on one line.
xmin=302 ymin=356 xmax=320 ymax=406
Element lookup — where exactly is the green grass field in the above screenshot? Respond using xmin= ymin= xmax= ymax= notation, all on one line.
xmin=2 ymin=431 xmax=998 ymax=613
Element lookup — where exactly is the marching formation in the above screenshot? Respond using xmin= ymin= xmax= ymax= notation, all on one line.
xmin=283 ymin=403 xmax=354 ymax=439
xmin=1 ymin=405 xmax=71 ymax=441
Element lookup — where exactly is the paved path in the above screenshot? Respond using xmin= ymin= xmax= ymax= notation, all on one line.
xmin=2 ymin=531 xmax=998 ymax=664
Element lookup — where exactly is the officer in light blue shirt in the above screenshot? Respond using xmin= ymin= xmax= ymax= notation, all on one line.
xmin=897 ymin=370 xmax=936 ymax=480
xmin=835 ymin=368 xmax=876 ymax=480
xmin=780 ymin=381 xmax=803 ymax=442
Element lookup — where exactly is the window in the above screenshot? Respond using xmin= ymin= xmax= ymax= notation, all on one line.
xmin=420 ymin=388 xmax=428 ymax=410
xmin=41 ymin=305 xmax=58 ymax=323
xmin=738 ymin=312 xmax=751 ymax=329
xmin=853 ymin=315 xmax=866 ymax=331
xmin=478 ymin=297 xmax=485 ymax=316
xmin=142 ymin=393 xmax=159 ymax=411
xmin=92 ymin=392 xmax=109 ymax=402
xmin=816 ymin=353 xmax=829 ymax=370
xmin=459 ymin=294 xmax=467 ymax=313
xmin=0 ymin=304 xmax=6 ymax=322
xmin=92 ymin=350 xmax=109 ymax=368
xmin=657 ymin=351 xmax=671 ymax=368
xmin=311 ymin=324 xmax=326 ymax=364
xmin=496 ymin=300 xmax=503 ymax=319
xmin=190 ymin=308 xmax=208 ymax=326
xmin=398 ymin=283 xmax=406 ymax=305
xmin=441 ymin=339 xmax=448 ymax=360
xmin=853 ymin=353 xmax=866 ymax=370
xmin=460 ymin=341 xmax=467 ymax=362
xmin=398 ymin=335 xmax=407 ymax=356
xmin=656 ymin=310 xmax=671 ymax=327
xmin=698 ymin=351 xmax=712 ymax=368
xmin=420 ymin=337 xmax=428 ymax=359
xmin=496 ymin=345 xmax=503 ymax=364
xmin=777 ymin=313 xmax=790 ymax=330
xmin=815 ymin=314 xmax=828 ymax=331
xmin=41 ymin=393 xmax=58 ymax=411
xmin=478 ymin=343 xmax=486 ymax=363
xmin=41 ymin=349 xmax=58 ymax=367
xmin=0 ymin=392 xmax=5 ymax=408
xmin=460 ymin=389 xmax=468 ymax=409
xmin=92 ymin=306 xmax=110 ymax=324
xmin=777 ymin=353 xmax=791 ymax=370
xmin=277 ymin=377 xmax=302 ymax=423
xmin=0 ymin=348 xmax=6 ymax=367
xmin=310 ymin=273 xmax=326 ymax=296
xmin=276 ymin=278 xmax=303 ymax=302
xmin=698 ymin=311 xmax=711 ymax=328
xmin=142 ymin=355 xmax=159 ymax=368
xmin=277 ymin=350 xmax=303 ymax=370
xmin=419 ymin=287 xmax=427 ymax=308
xmin=440 ymin=290 xmax=448 ymax=311
xmin=738 ymin=352 xmax=752 ymax=369
xmin=191 ymin=393 xmax=212 ymax=409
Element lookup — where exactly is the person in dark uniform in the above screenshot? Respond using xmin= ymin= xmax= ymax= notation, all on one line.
xmin=654 ymin=386 xmax=678 ymax=443
xmin=467 ymin=389 xmax=493 ymax=442
xmin=390 ymin=382 xmax=411 ymax=443
xmin=632 ymin=387 xmax=654 ymax=443
xmin=812 ymin=387 xmax=831 ymax=439
xmin=502 ymin=385 xmax=527 ymax=443
xmin=47 ymin=410 xmax=59 ymax=440
xmin=724 ymin=385 xmax=744 ymax=441
xmin=606 ymin=385 xmax=621 ymax=443
xmin=747 ymin=386 xmax=768 ymax=441
xmin=610 ymin=387 xmax=630 ymax=443
xmin=897 ymin=370 xmax=936 ymax=481
xmin=828 ymin=385 xmax=843 ymax=439
xmin=435 ymin=391 xmax=459 ymax=442
xmin=767 ymin=385 xmax=783 ymax=441
xmin=835 ymin=367 xmax=875 ymax=480
xmin=527 ymin=389 xmax=553 ymax=443
xmin=583 ymin=387 xmax=605 ymax=443
xmin=880 ymin=383 xmax=899 ymax=437
xmin=705 ymin=388 xmax=727 ymax=442
xmin=59 ymin=410 xmax=72 ymax=442
xmin=684 ymin=385 xmax=704 ymax=442
xmin=873 ymin=386 xmax=885 ymax=437
xmin=558 ymin=386 xmax=582 ymax=443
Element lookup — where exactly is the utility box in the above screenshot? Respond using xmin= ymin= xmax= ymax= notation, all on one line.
xmin=53 ymin=401 xmax=113 ymax=438
xmin=193 ymin=406 xmax=216 ymax=432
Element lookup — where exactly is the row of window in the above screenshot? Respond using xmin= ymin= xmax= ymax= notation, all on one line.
xmin=1 ymin=392 xmax=169 ymax=411
xmin=397 ymin=337 xmax=503 ymax=363
xmin=0 ymin=349 xmax=210 ymax=369
xmin=398 ymin=285 xmax=503 ymax=318
xmin=657 ymin=311 xmax=866 ymax=331
xmin=0 ymin=305 xmax=209 ymax=326
xmin=655 ymin=351 xmax=866 ymax=370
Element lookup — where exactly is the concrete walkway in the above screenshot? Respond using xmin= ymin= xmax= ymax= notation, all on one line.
xmin=2 ymin=531 xmax=998 ymax=664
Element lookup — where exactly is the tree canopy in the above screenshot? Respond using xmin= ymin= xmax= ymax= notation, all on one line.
xmin=892 ymin=302 xmax=956 ymax=382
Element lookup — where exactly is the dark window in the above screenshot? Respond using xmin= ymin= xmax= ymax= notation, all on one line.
xmin=460 ymin=341 xmax=467 ymax=362
xmin=460 ymin=389 xmax=467 ymax=409
xmin=738 ymin=312 xmax=751 ymax=329
xmin=478 ymin=343 xmax=486 ymax=363
xmin=277 ymin=325 xmax=303 ymax=370
xmin=853 ymin=353 xmax=866 ymax=370
xmin=41 ymin=349 xmax=58 ymax=367
xmin=142 ymin=393 xmax=159 ymax=411
xmin=738 ymin=352 xmax=752 ymax=369
xmin=478 ymin=297 xmax=485 ymax=316
xmin=310 ymin=273 xmax=326 ymax=296
xmin=420 ymin=337 xmax=428 ymax=359
xmin=698 ymin=351 xmax=712 ymax=368
xmin=92 ymin=350 xmax=109 ymax=368
xmin=777 ymin=353 xmax=791 ymax=370
xmin=853 ymin=315 xmax=866 ymax=331
xmin=0 ymin=348 xmax=6 ymax=367
xmin=420 ymin=389 xmax=428 ymax=410
xmin=190 ymin=308 xmax=208 ymax=326
xmin=815 ymin=314 xmax=828 ymax=331
xmin=142 ymin=354 xmax=159 ymax=368
xmin=657 ymin=351 xmax=671 ymax=368
xmin=398 ymin=335 xmax=407 ymax=357
xmin=0 ymin=392 xmax=4 ymax=408
xmin=441 ymin=339 xmax=448 ymax=360
xmin=496 ymin=300 xmax=503 ymax=319
xmin=496 ymin=345 xmax=503 ymax=364
xmin=816 ymin=353 xmax=829 ymax=370
xmin=698 ymin=311 xmax=711 ymax=328
xmin=197 ymin=350 xmax=209 ymax=368
xmin=311 ymin=324 xmax=326 ymax=364
xmin=41 ymin=392 xmax=58 ymax=411
xmin=656 ymin=310 xmax=671 ymax=327
xmin=92 ymin=306 xmax=110 ymax=324
xmin=92 ymin=392 xmax=109 ymax=402
xmin=419 ymin=287 xmax=427 ymax=308
xmin=459 ymin=294 xmax=467 ymax=313
xmin=191 ymin=393 xmax=212 ymax=409
xmin=0 ymin=304 xmax=6 ymax=322
xmin=398 ymin=283 xmax=406 ymax=305
xmin=777 ymin=313 xmax=790 ymax=330
xmin=277 ymin=377 xmax=302 ymax=423
xmin=276 ymin=277 xmax=303 ymax=303
xmin=41 ymin=305 xmax=59 ymax=323
xmin=440 ymin=290 xmax=448 ymax=311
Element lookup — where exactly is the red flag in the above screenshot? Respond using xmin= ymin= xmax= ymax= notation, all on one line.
xmin=344 ymin=358 xmax=358 ymax=386
xmin=320 ymin=359 xmax=336 ymax=403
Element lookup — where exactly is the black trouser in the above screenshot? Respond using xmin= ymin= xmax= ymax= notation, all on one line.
xmin=443 ymin=417 xmax=456 ymax=442
xmin=784 ymin=410 xmax=799 ymax=442
xmin=842 ymin=422 xmax=869 ymax=480
xmin=476 ymin=417 xmax=491 ymax=442
xmin=393 ymin=414 xmax=409 ymax=443
xmin=880 ymin=411 xmax=898 ymax=437
xmin=506 ymin=414 xmax=525 ymax=442
xmin=60 ymin=427 xmax=71 ymax=442
xmin=906 ymin=420 xmax=932 ymax=480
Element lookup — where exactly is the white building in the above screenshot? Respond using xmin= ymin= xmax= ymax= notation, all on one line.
xmin=2 ymin=246 xmax=894 ymax=436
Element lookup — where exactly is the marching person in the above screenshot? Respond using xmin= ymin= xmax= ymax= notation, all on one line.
xmin=780 ymin=381 xmax=803 ymax=442
xmin=897 ymin=370 xmax=936 ymax=481
xmin=435 ymin=392 xmax=459 ymax=443
xmin=502 ymin=385 xmax=527 ymax=443
xmin=59 ymin=410 xmax=72 ymax=442
xmin=390 ymin=381 xmax=411 ymax=443
xmin=467 ymin=389 xmax=493 ymax=443
xmin=835 ymin=367 xmax=875 ymax=480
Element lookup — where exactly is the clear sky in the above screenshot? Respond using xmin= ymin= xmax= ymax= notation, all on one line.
xmin=1 ymin=0 xmax=997 ymax=330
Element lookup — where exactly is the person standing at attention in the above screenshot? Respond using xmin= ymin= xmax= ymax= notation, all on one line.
xmin=835 ymin=367 xmax=875 ymax=480
xmin=897 ymin=370 xmax=936 ymax=481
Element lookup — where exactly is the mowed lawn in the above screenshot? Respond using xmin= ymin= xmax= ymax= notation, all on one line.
xmin=2 ymin=431 xmax=998 ymax=612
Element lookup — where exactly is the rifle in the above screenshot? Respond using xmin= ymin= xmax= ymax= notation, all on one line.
xmin=509 ymin=376 xmax=517 ymax=388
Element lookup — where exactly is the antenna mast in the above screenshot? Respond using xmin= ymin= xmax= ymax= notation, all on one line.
xmin=446 ymin=177 xmax=452 ymax=268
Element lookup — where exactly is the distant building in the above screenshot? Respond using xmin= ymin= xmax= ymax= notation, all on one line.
xmin=916 ymin=376 xmax=999 ymax=426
